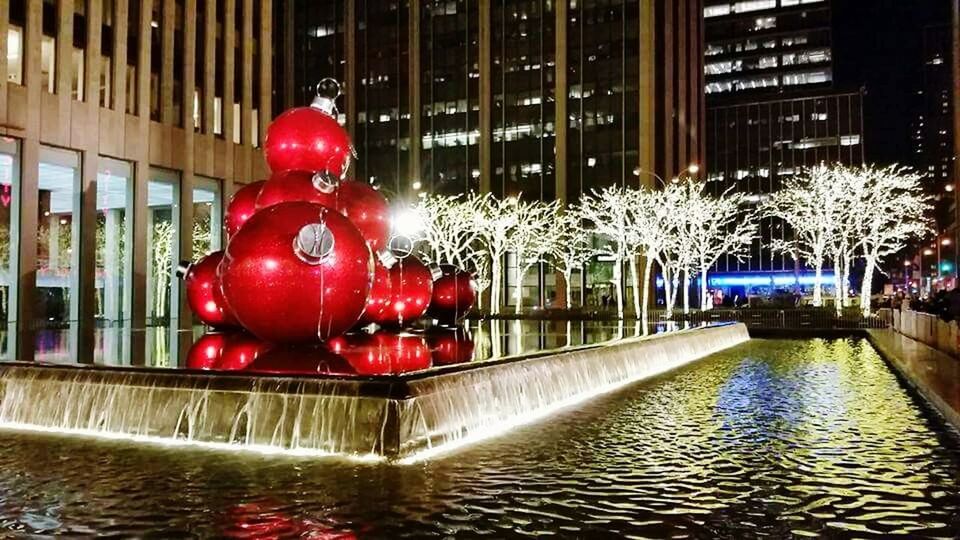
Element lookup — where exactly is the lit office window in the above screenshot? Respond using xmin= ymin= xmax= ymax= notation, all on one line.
xmin=95 ymin=158 xmax=133 ymax=364
xmin=146 ymin=168 xmax=180 ymax=367
xmin=36 ymin=146 xmax=82 ymax=363
xmin=192 ymin=177 xmax=222 ymax=258
xmin=7 ymin=27 xmax=23 ymax=84
xmin=0 ymin=137 xmax=20 ymax=361
xmin=41 ymin=35 xmax=56 ymax=93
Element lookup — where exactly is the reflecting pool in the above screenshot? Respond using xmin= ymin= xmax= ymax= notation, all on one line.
xmin=0 ymin=337 xmax=958 ymax=536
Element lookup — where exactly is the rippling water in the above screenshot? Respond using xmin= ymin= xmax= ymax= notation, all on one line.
xmin=0 ymin=337 xmax=958 ymax=537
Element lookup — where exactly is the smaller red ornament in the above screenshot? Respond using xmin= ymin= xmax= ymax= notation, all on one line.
xmin=263 ymin=105 xmax=353 ymax=177
xmin=224 ymin=180 xmax=266 ymax=239
xmin=185 ymin=332 xmax=227 ymax=370
xmin=427 ymin=265 xmax=477 ymax=324
xmin=358 ymin=258 xmax=393 ymax=326
xmin=375 ymin=256 xmax=434 ymax=327
xmin=334 ymin=181 xmax=391 ymax=252
xmin=426 ymin=327 xmax=475 ymax=365
xmin=255 ymin=169 xmax=339 ymax=212
xmin=180 ymin=251 xmax=238 ymax=328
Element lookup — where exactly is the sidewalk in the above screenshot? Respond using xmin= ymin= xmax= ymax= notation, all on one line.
xmin=868 ymin=329 xmax=960 ymax=431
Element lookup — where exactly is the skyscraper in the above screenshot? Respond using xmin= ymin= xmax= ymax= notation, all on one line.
xmin=277 ymin=0 xmax=707 ymax=309
xmin=703 ymin=0 xmax=865 ymax=296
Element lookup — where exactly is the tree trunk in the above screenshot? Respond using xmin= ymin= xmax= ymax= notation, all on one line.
xmin=682 ymin=270 xmax=691 ymax=315
xmin=663 ymin=265 xmax=674 ymax=319
xmin=700 ymin=266 xmax=710 ymax=311
xmin=491 ymin=255 xmax=502 ymax=315
xmin=513 ymin=263 xmax=526 ymax=315
xmin=861 ymin=256 xmax=876 ymax=317
xmin=629 ymin=255 xmax=641 ymax=318
xmin=842 ymin=252 xmax=852 ymax=308
xmin=833 ymin=253 xmax=843 ymax=316
xmin=612 ymin=256 xmax=624 ymax=318
xmin=563 ymin=270 xmax=573 ymax=309
xmin=641 ymin=256 xmax=653 ymax=327
xmin=813 ymin=258 xmax=823 ymax=307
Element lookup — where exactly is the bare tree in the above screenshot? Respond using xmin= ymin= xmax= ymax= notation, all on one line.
xmin=474 ymin=194 xmax=519 ymax=315
xmin=415 ymin=193 xmax=485 ymax=268
xmin=765 ymin=165 xmax=839 ymax=307
xmin=506 ymin=199 xmax=562 ymax=314
xmin=627 ymin=187 xmax=671 ymax=323
xmin=549 ymin=206 xmax=597 ymax=309
xmin=847 ymin=165 xmax=931 ymax=316
xmin=579 ymin=186 xmax=635 ymax=317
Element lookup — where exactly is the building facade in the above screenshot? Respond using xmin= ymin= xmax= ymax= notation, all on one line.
xmin=277 ymin=0 xmax=706 ymax=308
xmin=0 ymin=0 xmax=272 ymax=364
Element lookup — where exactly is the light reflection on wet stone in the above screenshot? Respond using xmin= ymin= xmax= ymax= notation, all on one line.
xmin=0 ymin=337 xmax=957 ymax=537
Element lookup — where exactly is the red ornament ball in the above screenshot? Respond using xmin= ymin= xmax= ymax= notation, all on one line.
xmin=331 ymin=332 xmax=431 ymax=375
xmin=426 ymin=327 xmax=475 ymax=365
xmin=224 ymin=180 xmax=266 ymax=239
xmin=263 ymin=105 xmax=353 ymax=177
xmin=427 ymin=265 xmax=477 ymax=324
xmin=183 ymin=251 xmax=238 ymax=328
xmin=334 ymin=181 xmax=391 ymax=252
xmin=358 ymin=258 xmax=393 ymax=326
xmin=255 ymin=169 xmax=338 ymax=212
xmin=219 ymin=201 xmax=373 ymax=343
xmin=374 ymin=256 xmax=434 ymax=327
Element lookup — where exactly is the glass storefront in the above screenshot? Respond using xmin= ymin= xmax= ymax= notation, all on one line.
xmin=0 ymin=138 xmax=19 ymax=361
xmin=95 ymin=158 xmax=133 ymax=364
xmin=192 ymin=176 xmax=222 ymax=259
xmin=146 ymin=169 xmax=181 ymax=367
xmin=35 ymin=146 xmax=81 ymax=363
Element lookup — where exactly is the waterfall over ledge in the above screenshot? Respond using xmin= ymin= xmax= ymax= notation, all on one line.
xmin=0 ymin=323 xmax=750 ymax=461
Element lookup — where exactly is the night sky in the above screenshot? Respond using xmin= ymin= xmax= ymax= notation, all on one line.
xmin=832 ymin=0 xmax=952 ymax=168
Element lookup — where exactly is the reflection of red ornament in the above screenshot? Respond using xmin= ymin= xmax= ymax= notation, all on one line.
xmin=183 ymin=251 xmax=238 ymax=328
xmin=263 ymin=105 xmax=352 ymax=177
xmin=224 ymin=180 xmax=266 ymax=238
xmin=358 ymin=258 xmax=393 ymax=325
xmin=331 ymin=332 xmax=430 ymax=375
xmin=224 ymin=499 xmax=358 ymax=539
xmin=375 ymin=256 xmax=433 ymax=326
xmin=219 ymin=202 xmax=373 ymax=343
xmin=255 ymin=169 xmax=338 ymax=211
xmin=245 ymin=343 xmax=356 ymax=376
xmin=220 ymin=332 xmax=272 ymax=370
xmin=186 ymin=333 xmax=227 ymax=370
xmin=334 ymin=181 xmax=390 ymax=252
xmin=427 ymin=265 xmax=477 ymax=324
xmin=426 ymin=327 xmax=475 ymax=365
xmin=375 ymin=331 xmax=431 ymax=373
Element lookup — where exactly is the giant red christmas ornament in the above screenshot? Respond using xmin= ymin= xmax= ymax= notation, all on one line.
xmin=263 ymin=80 xmax=353 ymax=178
xmin=219 ymin=201 xmax=373 ymax=343
xmin=427 ymin=264 xmax=477 ymax=324
xmin=255 ymin=169 xmax=338 ymax=211
xmin=224 ymin=180 xmax=266 ymax=238
xmin=375 ymin=256 xmax=434 ymax=326
xmin=358 ymin=258 xmax=393 ymax=326
xmin=334 ymin=181 xmax=391 ymax=251
xmin=181 ymin=251 xmax=238 ymax=328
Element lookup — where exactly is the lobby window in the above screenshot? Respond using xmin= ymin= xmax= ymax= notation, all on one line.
xmin=192 ymin=177 xmax=222 ymax=258
xmin=36 ymin=145 xmax=82 ymax=363
xmin=0 ymin=138 xmax=20 ymax=361
xmin=146 ymin=168 xmax=180 ymax=367
xmin=95 ymin=157 xmax=133 ymax=364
